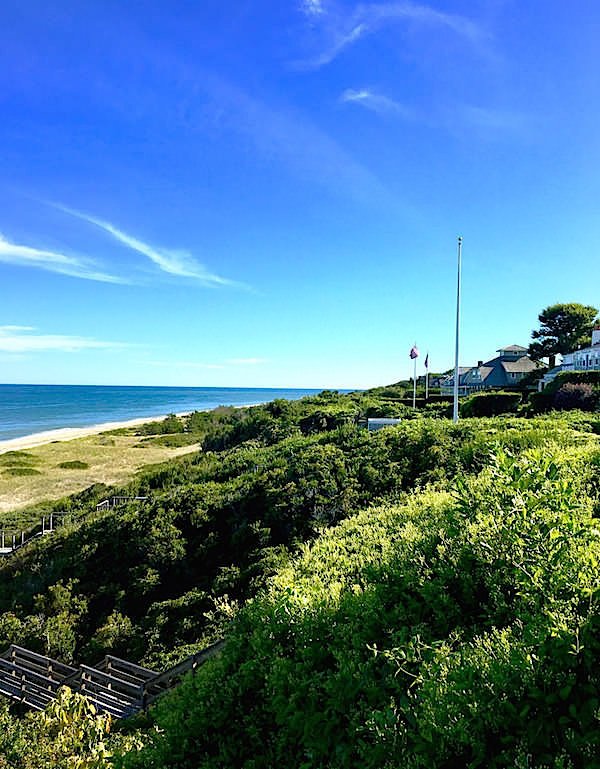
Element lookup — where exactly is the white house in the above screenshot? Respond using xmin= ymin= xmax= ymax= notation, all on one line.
xmin=538 ymin=326 xmax=600 ymax=390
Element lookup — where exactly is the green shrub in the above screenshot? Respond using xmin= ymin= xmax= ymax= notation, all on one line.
xmin=526 ymin=390 xmax=553 ymax=414
xmin=554 ymin=383 xmax=599 ymax=412
xmin=138 ymin=413 xmax=185 ymax=436
xmin=119 ymin=445 xmax=600 ymax=769
xmin=0 ymin=686 xmax=144 ymax=768
xmin=544 ymin=370 xmax=600 ymax=395
xmin=3 ymin=467 xmax=42 ymax=476
xmin=58 ymin=460 xmax=89 ymax=470
xmin=0 ymin=451 xmax=39 ymax=465
xmin=461 ymin=391 xmax=522 ymax=417
xmin=135 ymin=433 xmax=200 ymax=448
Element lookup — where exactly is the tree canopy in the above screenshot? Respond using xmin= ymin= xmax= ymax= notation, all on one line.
xmin=528 ymin=302 xmax=598 ymax=364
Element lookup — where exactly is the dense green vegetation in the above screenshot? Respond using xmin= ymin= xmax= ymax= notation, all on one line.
xmin=0 ymin=386 xmax=600 ymax=767
xmin=120 ymin=443 xmax=600 ymax=769
xmin=528 ymin=303 xmax=598 ymax=366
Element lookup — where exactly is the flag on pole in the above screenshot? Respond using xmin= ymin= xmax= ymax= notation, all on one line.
xmin=409 ymin=345 xmax=419 ymax=359
xmin=424 ymin=353 xmax=429 ymax=369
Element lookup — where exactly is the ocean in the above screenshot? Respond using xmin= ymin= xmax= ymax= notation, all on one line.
xmin=0 ymin=384 xmax=328 ymax=442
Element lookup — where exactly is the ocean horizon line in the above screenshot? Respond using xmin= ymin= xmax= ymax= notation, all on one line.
xmin=0 ymin=383 xmax=356 ymax=391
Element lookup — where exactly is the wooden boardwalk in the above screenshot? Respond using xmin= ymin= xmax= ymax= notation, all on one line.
xmin=1 ymin=498 xmax=150 ymax=560
xmin=0 ymin=640 xmax=225 ymax=718
xmin=0 ymin=512 xmax=74 ymax=559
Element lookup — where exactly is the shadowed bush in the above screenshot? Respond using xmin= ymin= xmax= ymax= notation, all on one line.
xmin=554 ymin=382 xmax=599 ymax=412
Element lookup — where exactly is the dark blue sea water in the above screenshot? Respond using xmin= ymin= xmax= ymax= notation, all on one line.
xmin=0 ymin=384 xmax=327 ymax=442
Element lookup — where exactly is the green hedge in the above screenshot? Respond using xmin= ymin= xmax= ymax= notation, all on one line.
xmin=527 ymin=391 xmax=553 ymax=414
xmin=544 ymin=370 xmax=600 ymax=395
xmin=461 ymin=391 xmax=522 ymax=417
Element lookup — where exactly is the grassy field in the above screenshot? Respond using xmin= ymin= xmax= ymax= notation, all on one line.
xmin=0 ymin=429 xmax=200 ymax=527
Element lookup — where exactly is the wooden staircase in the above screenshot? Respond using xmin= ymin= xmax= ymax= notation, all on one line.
xmin=0 ymin=512 xmax=74 ymax=558
xmin=1 ymin=498 xmax=151 ymax=559
xmin=0 ymin=640 xmax=225 ymax=718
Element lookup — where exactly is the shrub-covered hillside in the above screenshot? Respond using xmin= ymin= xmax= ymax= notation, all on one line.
xmin=2 ymin=404 xmax=596 ymax=670
xmin=118 ymin=443 xmax=600 ymax=768
xmin=0 ymin=390 xmax=599 ymax=767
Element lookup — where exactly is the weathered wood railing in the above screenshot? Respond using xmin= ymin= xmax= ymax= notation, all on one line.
xmin=1 ymin=497 xmax=151 ymax=559
xmin=0 ymin=512 xmax=74 ymax=558
xmin=0 ymin=639 xmax=225 ymax=719
xmin=0 ymin=645 xmax=78 ymax=711
xmin=139 ymin=639 xmax=226 ymax=709
xmin=96 ymin=496 xmax=149 ymax=511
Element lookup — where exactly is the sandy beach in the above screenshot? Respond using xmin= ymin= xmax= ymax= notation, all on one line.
xmin=0 ymin=412 xmax=190 ymax=455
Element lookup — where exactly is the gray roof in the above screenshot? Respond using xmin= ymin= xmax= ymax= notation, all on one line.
xmin=497 ymin=344 xmax=528 ymax=353
xmin=501 ymin=358 xmax=539 ymax=374
xmin=441 ymin=367 xmax=471 ymax=383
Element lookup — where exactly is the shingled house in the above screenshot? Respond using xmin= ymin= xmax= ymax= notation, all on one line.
xmin=440 ymin=345 xmax=541 ymax=395
xmin=538 ymin=326 xmax=600 ymax=390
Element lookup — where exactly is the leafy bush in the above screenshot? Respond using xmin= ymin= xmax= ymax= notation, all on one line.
xmin=137 ymin=413 xmax=185 ymax=436
xmin=135 ymin=433 xmax=200 ymax=448
xmin=461 ymin=391 xmax=522 ymax=417
xmin=526 ymin=390 xmax=553 ymax=414
xmin=119 ymin=444 xmax=600 ymax=769
xmin=544 ymin=370 xmax=600 ymax=395
xmin=0 ymin=686 xmax=144 ymax=768
xmin=0 ymin=451 xmax=39 ymax=465
xmin=3 ymin=467 xmax=42 ymax=476
xmin=554 ymin=382 xmax=599 ymax=412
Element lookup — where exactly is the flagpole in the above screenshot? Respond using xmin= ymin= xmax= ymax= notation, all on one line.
xmin=453 ymin=237 xmax=462 ymax=424
xmin=413 ymin=342 xmax=417 ymax=408
xmin=425 ymin=353 xmax=429 ymax=400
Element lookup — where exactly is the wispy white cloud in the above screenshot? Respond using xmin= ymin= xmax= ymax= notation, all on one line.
xmin=226 ymin=358 xmax=269 ymax=365
xmin=340 ymin=88 xmax=415 ymax=118
xmin=456 ymin=104 xmax=530 ymax=136
xmin=146 ymin=358 xmax=269 ymax=368
xmin=0 ymin=234 xmax=126 ymax=283
xmin=0 ymin=326 xmax=130 ymax=353
xmin=300 ymin=0 xmax=325 ymax=16
xmin=297 ymin=1 xmax=487 ymax=69
xmin=53 ymin=204 xmax=241 ymax=287
xmin=146 ymin=360 xmax=226 ymax=370
xmin=204 ymin=75 xmax=395 ymax=208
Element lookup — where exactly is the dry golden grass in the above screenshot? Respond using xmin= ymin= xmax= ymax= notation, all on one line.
xmin=0 ymin=432 xmax=200 ymax=517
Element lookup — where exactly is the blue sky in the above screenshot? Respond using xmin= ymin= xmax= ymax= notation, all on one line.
xmin=0 ymin=0 xmax=598 ymax=388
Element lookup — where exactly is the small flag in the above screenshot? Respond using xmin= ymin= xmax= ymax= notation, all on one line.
xmin=409 ymin=345 xmax=419 ymax=359
xmin=424 ymin=353 xmax=429 ymax=369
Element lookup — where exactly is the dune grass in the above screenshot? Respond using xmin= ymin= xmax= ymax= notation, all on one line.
xmin=0 ymin=430 xmax=200 ymax=525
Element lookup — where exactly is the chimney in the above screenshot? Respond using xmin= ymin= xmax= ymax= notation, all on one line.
xmin=477 ymin=360 xmax=483 ymax=367
xmin=592 ymin=327 xmax=600 ymax=346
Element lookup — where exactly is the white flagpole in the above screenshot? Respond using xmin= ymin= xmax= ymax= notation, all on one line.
xmin=453 ymin=237 xmax=462 ymax=424
xmin=425 ymin=354 xmax=429 ymax=400
xmin=413 ymin=343 xmax=417 ymax=408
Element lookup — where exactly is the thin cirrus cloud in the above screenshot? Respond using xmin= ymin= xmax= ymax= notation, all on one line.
xmin=0 ymin=233 xmax=126 ymax=284
xmin=146 ymin=360 xmax=226 ymax=370
xmin=226 ymin=358 xmax=269 ymax=365
xmin=455 ymin=104 xmax=531 ymax=137
xmin=300 ymin=0 xmax=324 ymax=16
xmin=145 ymin=358 xmax=269 ymax=369
xmin=0 ymin=326 xmax=130 ymax=353
xmin=53 ymin=203 xmax=243 ymax=288
xmin=340 ymin=88 xmax=415 ymax=119
xmin=297 ymin=1 xmax=487 ymax=69
xmin=204 ymin=74 xmax=394 ymax=209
